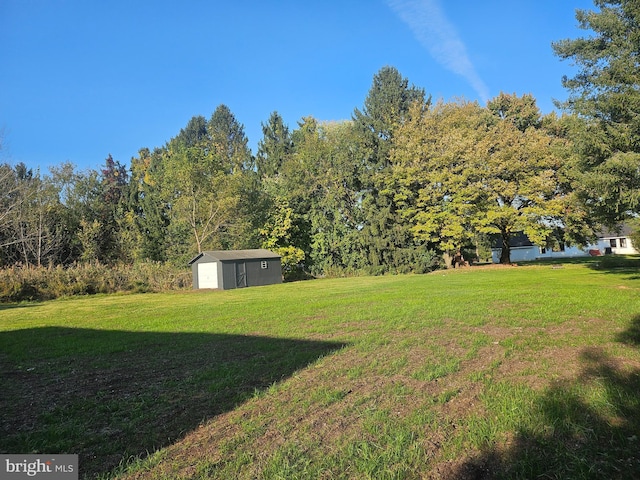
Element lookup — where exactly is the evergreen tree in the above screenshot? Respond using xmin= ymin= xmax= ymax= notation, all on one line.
xmin=174 ymin=115 xmax=209 ymax=148
xmin=129 ymin=148 xmax=170 ymax=262
xmin=353 ymin=66 xmax=427 ymax=169
xmin=553 ymin=0 xmax=640 ymax=223
xmin=208 ymin=105 xmax=254 ymax=173
xmin=353 ymin=66 xmax=432 ymax=273
xmin=256 ymin=111 xmax=293 ymax=178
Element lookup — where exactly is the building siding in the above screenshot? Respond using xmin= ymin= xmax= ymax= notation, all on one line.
xmin=491 ymin=233 xmax=637 ymax=263
xmin=189 ymin=250 xmax=282 ymax=290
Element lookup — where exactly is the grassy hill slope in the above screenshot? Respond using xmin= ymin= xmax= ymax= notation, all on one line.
xmin=1 ymin=260 xmax=639 ymax=479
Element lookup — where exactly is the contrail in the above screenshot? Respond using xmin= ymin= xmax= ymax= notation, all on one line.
xmin=387 ymin=0 xmax=490 ymax=103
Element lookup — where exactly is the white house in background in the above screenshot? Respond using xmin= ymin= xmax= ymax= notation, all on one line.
xmin=491 ymin=225 xmax=638 ymax=263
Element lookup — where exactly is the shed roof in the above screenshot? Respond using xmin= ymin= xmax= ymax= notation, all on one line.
xmin=189 ymin=249 xmax=280 ymax=264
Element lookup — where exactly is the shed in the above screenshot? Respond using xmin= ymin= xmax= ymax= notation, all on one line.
xmin=188 ymin=249 xmax=282 ymax=290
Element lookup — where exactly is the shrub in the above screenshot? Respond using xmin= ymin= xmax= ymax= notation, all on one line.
xmin=0 ymin=262 xmax=191 ymax=303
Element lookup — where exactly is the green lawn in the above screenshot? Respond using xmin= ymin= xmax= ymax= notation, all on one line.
xmin=1 ymin=258 xmax=640 ymax=479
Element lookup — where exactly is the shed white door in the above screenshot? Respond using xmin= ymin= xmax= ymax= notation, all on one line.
xmin=197 ymin=262 xmax=218 ymax=289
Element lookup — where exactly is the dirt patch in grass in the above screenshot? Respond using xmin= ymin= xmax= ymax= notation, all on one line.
xmin=120 ymin=339 xmax=481 ymax=478
xmin=432 ymin=264 xmax=520 ymax=274
xmin=118 ymin=326 xmax=544 ymax=478
xmin=426 ymin=454 xmax=498 ymax=480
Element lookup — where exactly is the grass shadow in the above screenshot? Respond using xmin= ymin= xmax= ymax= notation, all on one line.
xmin=447 ymin=315 xmax=640 ymax=479
xmin=0 ymin=303 xmax=40 ymax=311
xmin=513 ymin=255 xmax=640 ymax=279
xmin=514 ymin=257 xmax=601 ymax=267
xmin=0 ymin=327 xmax=348 ymax=478
xmin=587 ymin=255 xmax=640 ymax=279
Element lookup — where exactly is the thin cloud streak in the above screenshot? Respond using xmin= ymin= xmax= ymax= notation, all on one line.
xmin=387 ymin=0 xmax=490 ymax=103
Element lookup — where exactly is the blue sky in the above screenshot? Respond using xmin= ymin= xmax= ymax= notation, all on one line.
xmin=1 ymin=0 xmax=594 ymax=171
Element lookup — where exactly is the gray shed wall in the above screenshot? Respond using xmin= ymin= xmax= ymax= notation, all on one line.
xmin=219 ymin=258 xmax=282 ymax=290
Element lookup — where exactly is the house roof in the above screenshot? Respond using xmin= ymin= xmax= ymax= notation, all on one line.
xmin=599 ymin=224 xmax=634 ymax=238
xmin=491 ymin=223 xmax=636 ymax=250
xmin=188 ymin=249 xmax=280 ymax=264
xmin=491 ymin=233 xmax=535 ymax=249
xmin=507 ymin=233 xmax=535 ymax=248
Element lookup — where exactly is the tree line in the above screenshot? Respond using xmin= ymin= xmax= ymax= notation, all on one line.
xmin=1 ymin=0 xmax=638 ymax=277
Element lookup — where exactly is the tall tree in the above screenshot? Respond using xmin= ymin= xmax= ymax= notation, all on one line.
xmin=256 ymin=112 xmax=306 ymax=276
xmin=48 ymin=162 xmax=84 ymax=264
xmin=261 ymin=117 xmax=368 ymax=276
xmin=208 ymin=106 xmax=263 ymax=249
xmin=174 ymin=115 xmax=209 ymax=148
xmin=129 ymin=148 xmax=170 ymax=262
xmin=392 ymin=101 xmax=493 ymax=261
xmin=93 ymin=155 xmax=131 ymax=263
xmin=61 ymin=156 xmax=133 ymax=264
xmin=145 ymin=107 xmax=260 ymax=262
xmin=487 ymin=92 xmax=541 ymax=132
xmin=353 ymin=66 xmax=427 ymax=169
xmin=300 ymin=120 xmax=366 ymax=274
xmin=208 ymin=104 xmax=254 ymax=173
xmin=258 ymin=196 xmax=306 ymax=277
xmin=276 ymin=116 xmax=324 ymax=269
xmin=101 ymin=154 xmax=129 ymax=207
xmin=478 ymin=107 xmax=571 ymax=264
xmin=353 ymin=67 xmax=432 ymax=273
xmin=0 ymin=163 xmax=81 ymax=267
xmin=162 ymin=137 xmax=239 ymax=255
xmin=553 ymin=0 xmax=640 ymax=223
xmin=0 ymin=163 xmax=36 ymax=265
xmin=0 ymin=163 xmax=27 ymax=263
xmin=256 ymin=111 xmax=292 ymax=178
xmin=14 ymin=169 xmax=66 ymax=267
xmin=393 ymin=96 xmax=577 ymax=264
